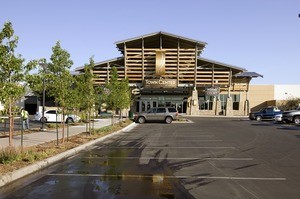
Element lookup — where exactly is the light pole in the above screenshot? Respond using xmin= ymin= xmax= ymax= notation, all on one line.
xmin=40 ymin=63 xmax=47 ymax=131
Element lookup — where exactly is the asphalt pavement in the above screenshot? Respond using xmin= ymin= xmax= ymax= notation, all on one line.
xmin=1 ymin=117 xmax=300 ymax=198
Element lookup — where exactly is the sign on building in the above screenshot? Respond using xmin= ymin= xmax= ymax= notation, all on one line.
xmin=205 ymin=87 xmax=220 ymax=96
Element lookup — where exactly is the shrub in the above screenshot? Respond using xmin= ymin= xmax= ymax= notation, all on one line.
xmin=0 ymin=147 xmax=21 ymax=164
xmin=278 ymin=98 xmax=300 ymax=111
xmin=46 ymin=123 xmax=62 ymax=129
xmin=22 ymin=150 xmax=48 ymax=163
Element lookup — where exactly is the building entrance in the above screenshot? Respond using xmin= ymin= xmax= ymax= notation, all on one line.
xmin=136 ymin=95 xmax=187 ymax=113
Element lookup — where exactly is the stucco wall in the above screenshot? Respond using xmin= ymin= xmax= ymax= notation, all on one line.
xmin=274 ymin=85 xmax=300 ymax=100
xmin=248 ymin=85 xmax=274 ymax=112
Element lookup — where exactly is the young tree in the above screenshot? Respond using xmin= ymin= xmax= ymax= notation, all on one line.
xmin=73 ymin=57 xmax=96 ymax=133
xmin=0 ymin=22 xmax=36 ymax=146
xmin=102 ymin=67 xmax=131 ymax=123
xmin=47 ymin=41 xmax=73 ymax=143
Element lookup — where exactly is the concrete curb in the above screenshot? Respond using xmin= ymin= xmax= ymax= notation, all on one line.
xmin=0 ymin=122 xmax=138 ymax=188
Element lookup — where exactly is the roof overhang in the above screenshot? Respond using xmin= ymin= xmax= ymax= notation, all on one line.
xmin=115 ymin=31 xmax=207 ymax=54
xmin=234 ymin=72 xmax=263 ymax=78
xmin=197 ymin=57 xmax=247 ymax=73
xmin=75 ymin=57 xmax=124 ymax=72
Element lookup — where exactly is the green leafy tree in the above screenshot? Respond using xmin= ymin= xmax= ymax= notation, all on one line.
xmin=102 ymin=67 xmax=131 ymax=123
xmin=47 ymin=41 xmax=73 ymax=143
xmin=72 ymin=57 xmax=96 ymax=133
xmin=0 ymin=22 xmax=36 ymax=146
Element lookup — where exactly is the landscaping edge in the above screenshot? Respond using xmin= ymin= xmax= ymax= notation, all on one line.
xmin=0 ymin=122 xmax=138 ymax=188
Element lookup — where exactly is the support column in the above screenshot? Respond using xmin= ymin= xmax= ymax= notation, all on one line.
xmin=215 ymin=97 xmax=222 ymax=115
xmin=188 ymin=87 xmax=199 ymax=115
xmin=226 ymin=69 xmax=233 ymax=116
xmin=225 ymin=97 xmax=233 ymax=116
xmin=244 ymin=78 xmax=250 ymax=115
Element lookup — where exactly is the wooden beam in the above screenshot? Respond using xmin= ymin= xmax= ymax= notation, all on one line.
xmin=142 ymin=38 xmax=144 ymax=80
xmin=194 ymin=45 xmax=198 ymax=87
xmin=212 ymin=64 xmax=215 ymax=86
xmin=160 ymin=34 xmax=162 ymax=49
xmin=107 ymin=62 xmax=110 ymax=83
xmin=124 ymin=43 xmax=127 ymax=77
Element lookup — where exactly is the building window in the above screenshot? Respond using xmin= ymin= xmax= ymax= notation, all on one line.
xmin=199 ymin=95 xmax=213 ymax=110
xmin=219 ymin=94 xmax=228 ymax=111
xmin=219 ymin=94 xmax=240 ymax=111
xmin=231 ymin=94 xmax=240 ymax=110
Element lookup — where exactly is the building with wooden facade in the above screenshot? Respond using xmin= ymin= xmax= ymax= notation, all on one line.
xmin=75 ymin=32 xmax=262 ymax=116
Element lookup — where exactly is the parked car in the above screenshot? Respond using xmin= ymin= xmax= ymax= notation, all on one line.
xmin=282 ymin=107 xmax=300 ymax=124
xmin=274 ymin=114 xmax=283 ymax=123
xmin=134 ymin=107 xmax=178 ymax=124
xmin=34 ymin=110 xmax=81 ymax=123
xmin=99 ymin=111 xmax=112 ymax=118
xmin=249 ymin=106 xmax=282 ymax=121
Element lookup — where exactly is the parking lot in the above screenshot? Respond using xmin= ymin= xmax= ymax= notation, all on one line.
xmin=1 ymin=117 xmax=300 ymax=199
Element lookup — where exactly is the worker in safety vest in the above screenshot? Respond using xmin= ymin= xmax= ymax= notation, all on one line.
xmin=21 ymin=108 xmax=29 ymax=130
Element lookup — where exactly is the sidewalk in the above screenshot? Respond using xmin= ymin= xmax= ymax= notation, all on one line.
xmin=0 ymin=118 xmax=118 ymax=148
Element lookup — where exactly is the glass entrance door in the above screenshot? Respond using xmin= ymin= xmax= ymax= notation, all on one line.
xmin=139 ymin=100 xmax=158 ymax=112
xmin=136 ymin=95 xmax=187 ymax=113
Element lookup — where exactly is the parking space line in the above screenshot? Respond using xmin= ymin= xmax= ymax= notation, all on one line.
xmin=48 ymin=173 xmax=286 ymax=181
xmin=122 ymin=135 xmax=216 ymax=138
xmin=98 ymin=146 xmax=235 ymax=149
xmin=80 ymin=157 xmax=253 ymax=161
xmin=119 ymin=140 xmax=223 ymax=143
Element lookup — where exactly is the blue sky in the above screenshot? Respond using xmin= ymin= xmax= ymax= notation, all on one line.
xmin=1 ymin=0 xmax=299 ymax=84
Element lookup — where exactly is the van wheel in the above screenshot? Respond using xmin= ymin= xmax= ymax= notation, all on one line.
xmin=40 ymin=117 xmax=47 ymax=123
xmin=66 ymin=117 xmax=74 ymax=124
xmin=255 ymin=116 xmax=262 ymax=121
xmin=165 ymin=116 xmax=173 ymax=124
xmin=138 ymin=117 xmax=146 ymax=124
xmin=294 ymin=116 xmax=300 ymax=125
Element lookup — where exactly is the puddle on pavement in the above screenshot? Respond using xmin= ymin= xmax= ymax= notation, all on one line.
xmin=1 ymin=144 xmax=187 ymax=198
xmin=73 ymin=148 xmax=178 ymax=198
xmin=87 ymin=173 xmax=175 ymax=198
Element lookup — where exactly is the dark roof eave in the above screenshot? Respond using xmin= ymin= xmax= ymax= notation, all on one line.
xmin=75 ymin=57 xmax=124 ymax=71
xmin=198 ymin=57 xmax=247 ymax=72
xmin=234 ymin=72 xmax=263 ymax=78
xmin=115 ymin=31 xmax=207 ymax=48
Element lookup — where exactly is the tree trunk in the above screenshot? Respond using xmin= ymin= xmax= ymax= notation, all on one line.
xmin=88 ymin=110 xmax=91 ymax=135
xmin=8 ymin=99 xmax=13 ymax=147
xmin=61 ymin=107 xmax=65 ymax=143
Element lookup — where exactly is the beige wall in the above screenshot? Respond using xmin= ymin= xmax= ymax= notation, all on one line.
xmin=248 ymin=85 xmax=274 ymax=112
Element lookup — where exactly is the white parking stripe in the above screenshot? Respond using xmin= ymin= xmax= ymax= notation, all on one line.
xmin=48 ymin=173 xmax=286 ymax=181
xmin=122 ymin=135 xmax=216 ymax=138
xmin=80 ymin=157 xmax=253 ymax=161
xmin=119 ymin=140 xmax=223 ymax=143
xmin=98 ymin=146 xmax=235 ymax=149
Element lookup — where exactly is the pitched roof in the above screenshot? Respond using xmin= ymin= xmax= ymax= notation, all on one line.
xmin=115 ymin=31 xmax=207 ymax=53
xmin=234 ymin=72 xmax=263 ymax=78
xmin=75 ymin=57 xmax=124 ymax=71
xmin=198 ymin=57 xmax=247 ymax=72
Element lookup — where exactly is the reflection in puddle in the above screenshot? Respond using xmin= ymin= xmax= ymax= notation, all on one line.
xmin=84 ymin=148 xmax=176 ymax=198
xmin=45 ymin=179 xmax=59 ymax=185
xmin=106 ymin=173 xmax=174 ymax=198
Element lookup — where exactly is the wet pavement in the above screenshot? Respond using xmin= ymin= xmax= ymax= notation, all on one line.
xmin=0 ymin=123 xmax=193 ymax=199
xmin=1 ymin=118 xmax=300 ymax=198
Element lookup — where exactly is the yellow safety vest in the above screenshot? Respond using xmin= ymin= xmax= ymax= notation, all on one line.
xmin=21 ymin=110 xmax=29 ymax=119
